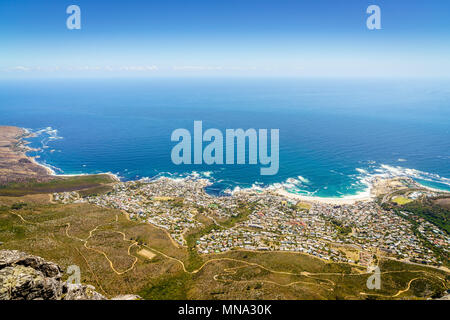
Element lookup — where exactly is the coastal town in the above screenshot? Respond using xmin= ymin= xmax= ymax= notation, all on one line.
xmin=53 ymin=175 xmax=450 ymax=268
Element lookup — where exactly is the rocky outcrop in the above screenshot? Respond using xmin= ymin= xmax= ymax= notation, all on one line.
xmin=437 ymin=293 xmax=450 ymax=300
xmin=0 ymin=250 xmax=106 ymax=300
xmin=64 ymin=283 xmax=106 ymax=300
xmin=0 ymin=126 xmax=53 ymax=185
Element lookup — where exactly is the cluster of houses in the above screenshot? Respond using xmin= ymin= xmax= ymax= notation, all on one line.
xmin=52 ymin=176 xmax=448 ymax=267
xmin=416 ymin=217 xmax=450 ymax=260
xmin=309 ymin=202 xmax=444 ymax=264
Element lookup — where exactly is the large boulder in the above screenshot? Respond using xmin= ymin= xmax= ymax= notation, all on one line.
xmin=0 ymin=250 xmax=106 ymax=300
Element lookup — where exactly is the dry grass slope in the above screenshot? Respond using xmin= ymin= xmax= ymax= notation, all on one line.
xmin=0 ymin=195 xmax=448 ymax=300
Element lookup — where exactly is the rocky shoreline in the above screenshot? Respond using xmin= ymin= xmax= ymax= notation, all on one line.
xmin=0 ymin=126 xmax=53 ymax=185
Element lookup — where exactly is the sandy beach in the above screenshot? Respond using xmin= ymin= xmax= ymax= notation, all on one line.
xmin=276 ymin=188 xmax=374 ymax=205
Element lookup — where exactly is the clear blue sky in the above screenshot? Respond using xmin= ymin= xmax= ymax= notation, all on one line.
xmin=1 ymin=0 xmax=450 ymax=78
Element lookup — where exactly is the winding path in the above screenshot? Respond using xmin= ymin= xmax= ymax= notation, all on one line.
xmin=10 ymin=209 xmax=448 ymax=297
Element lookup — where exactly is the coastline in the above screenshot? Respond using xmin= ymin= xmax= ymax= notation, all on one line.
xmin=29 ymin=157 xmax=121 ymax=183
xmin=416 ymin=183 xmax=450 ymax=194
xmin=0 ymin=126 xmax=54 ymax=184
xmin=16 ymin=127 xmax=57 ymax=176
xmin=7 ymin=124 xmax=449 ymax=204
xmin=275 ymin=188 xmax=373 ymax=205
xmin=27 ymin=154 xmax=57 ymax=176
xmin=0 ymin=125 xmax=120 ymax=185
xmin=19 ymin=127 xmax=120 ymax=183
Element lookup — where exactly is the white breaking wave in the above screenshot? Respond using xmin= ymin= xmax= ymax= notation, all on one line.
xmin=377 ymin=164 xmax=450 ymax=187
xmin=26 ymin=126 xmax=450 ymax=198
xmin=27 ymin=126 xmax=63 ymax=149
xmin=356 ymin=168 xmax=368 ymax=174
xmin=297 ymin=175 xmax=310 ymax=184
xmin=350 ymin=163 xmax=450 ymax=197
xmin=141 ymin=164 xmax=449 ymax=200
xmin=225 ymin=176 xmax=316 ymax=197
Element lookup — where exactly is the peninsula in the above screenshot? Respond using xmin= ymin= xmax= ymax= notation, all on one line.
xmin=0 ymin=126 xmax=52 ymax=185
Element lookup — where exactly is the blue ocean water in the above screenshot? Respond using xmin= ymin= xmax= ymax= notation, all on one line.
xmin=1 ymin=78 xmax=449 ymax=196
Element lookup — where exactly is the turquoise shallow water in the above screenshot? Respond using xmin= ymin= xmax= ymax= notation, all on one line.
xmin=1 ymin=78 xmax=449 ymax=196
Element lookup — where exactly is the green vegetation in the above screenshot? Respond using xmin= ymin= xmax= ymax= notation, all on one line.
xmin=0 ymin=200 xmax=186 ymax=297
xmin=218 ymin=201 xmax=255 ymax=228
xmin=139 ymin=273 xmax=191 ymax=300
xmin=296 ymin=201 xmax=312 ymax=210
xmin=170 ymin=198 xmax=184 ymax=208
xmin=185 ymin=223 xmax=221 ymax=272
xmin=377 ymin=259 xmax=448 ymax=298
xmin=11 ymin=202 xmax=28 ymax=210
xmin=1 ymin=192 xmax=448 ymax=300
xmin=0 ymin=174 xmax=115 ymax=196
xmin=327 ymin=218 xmax=352 ymax=236
xmin=402 ymin=198 xmax=450 ymax=235
xmin=0 ymin=214 xmax=27 ymax=240
xmin=392 ymin=196 xmax=413 ymax=205
xmin=77 ymin=185 xmax=113 ymax=197
xmin=387 ymin=205 xmax=449 ymax=267
xmin=385 ymin=190 xmax=449 ymax=235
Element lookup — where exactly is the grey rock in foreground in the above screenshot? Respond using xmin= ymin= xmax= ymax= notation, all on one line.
xmin=0 ymin=250 xmax=140 ymax=300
